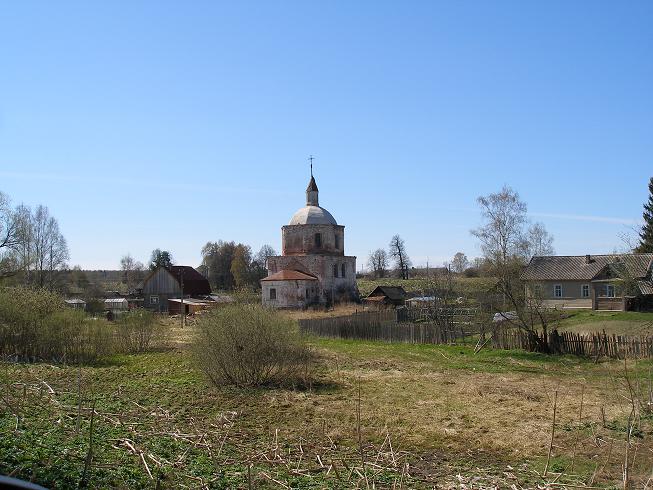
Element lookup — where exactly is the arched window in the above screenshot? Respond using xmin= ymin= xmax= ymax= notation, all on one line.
xmin=335 ymin=234 xmax=340 ymax=249
xmin=341 ymin=263 xmax=346 ymax=277
xmin=315 ymin=233 xmax=322 ymax=248
xmin=333 ymin=264 xmax=338 ymax=277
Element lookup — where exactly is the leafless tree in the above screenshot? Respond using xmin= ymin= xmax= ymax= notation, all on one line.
xmin=389 ymin=235 xmax=411 ymax=279
xmin=254 ymin=244 xmax=277 ymax=269
xmin=120 ymin=254 xmax=145 ymax=293
xmin=30 ymin=205 xmax=69 ymax=289
xmin=0 ymin=192 xmax=20 ymax=278
xmin=471 ymin=185 xmax=528 ymax=268
xmin=525 ymin=222 xmax=555 ymax=258
xmin=367 ymin=249 xmax=388 ymax=278
xmin=451 ymin=252 xmax=469 ymax=273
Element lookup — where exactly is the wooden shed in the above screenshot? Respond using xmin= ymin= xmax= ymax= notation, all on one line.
xmin=364 ymin=286 xmax=407 ymax=308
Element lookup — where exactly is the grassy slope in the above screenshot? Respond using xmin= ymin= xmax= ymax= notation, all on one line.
xmin=357 ymin=276 xmax=496 ymax=297
xmin=2 ymin=328 xmax=653 ymax=489
xmin=557 ymin=310 xmax=653 ymax=335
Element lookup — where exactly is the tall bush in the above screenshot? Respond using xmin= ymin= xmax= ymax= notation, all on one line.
xmin=115 ymin=309 xmax=166 ymax=353
xmin=193 ymin=304 xmax=314 ymax=387
xmin=0 ymin=286 xmax=112 ymax=363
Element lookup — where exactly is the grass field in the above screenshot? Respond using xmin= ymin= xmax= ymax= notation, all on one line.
xmin=2 ymin=321 xmax=653 ymax=489
xmin=356 ymin=276 xmax=497 ymax=297
xmin=557 ymin=310 xmax=653 ymax=336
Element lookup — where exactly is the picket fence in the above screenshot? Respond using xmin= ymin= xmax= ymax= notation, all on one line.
xmin=299 ymin=310 xmax=653 ymax=359
xmin=298 ymin=309 xmax=479 ymax=345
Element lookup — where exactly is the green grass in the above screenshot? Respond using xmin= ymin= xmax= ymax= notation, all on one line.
xmin=557 ymin=309 xmax=653 ymax=335
xmin=2 ymin=335 xmax=652 ymax=488
xmin=356 ymin=276 xmax=496 ymax=297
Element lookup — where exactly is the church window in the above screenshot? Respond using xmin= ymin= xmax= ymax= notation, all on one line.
xmin=335 ymin=234 xmax=340 ymax=249
xmin=315 ymin=233 xmax=321 ymax=248
xmin=333 ymin=264 xmax=338 ymax=277
xmin=341 ymin=263 xmax=346 ymax=277
xmin=269 ymin=288 xmax=277 ymax=300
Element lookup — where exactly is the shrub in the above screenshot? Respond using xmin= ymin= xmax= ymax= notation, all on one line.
xmin=193 ymin=303 xmax=314 ymax=387
xmin=0 ymin=286 xmax=113 ymax=363
xmin=115 ymin=309 xmax=167 ymax=353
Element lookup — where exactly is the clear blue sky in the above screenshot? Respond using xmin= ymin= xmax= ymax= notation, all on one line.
xmin=1 ymin=1 xmax=651 ymax=270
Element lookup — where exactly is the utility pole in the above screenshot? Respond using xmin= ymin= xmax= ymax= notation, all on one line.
xmin=180 ymin=269 xmax=185 ymax=328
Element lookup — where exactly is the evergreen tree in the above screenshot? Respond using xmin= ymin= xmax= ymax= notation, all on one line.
xmin=636 ymin=177 xmax=653 ymax=253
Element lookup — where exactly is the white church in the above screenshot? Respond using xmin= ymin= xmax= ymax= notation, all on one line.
xmin=261 ymin=172 xmax=358 ymax=308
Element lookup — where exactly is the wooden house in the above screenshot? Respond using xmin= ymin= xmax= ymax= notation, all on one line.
xmin=142 ymin=266 xmax=211 ymax=312
xmin=521 ymin=253 xmax=653 ymax=311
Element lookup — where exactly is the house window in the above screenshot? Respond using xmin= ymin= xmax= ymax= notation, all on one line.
xmin=269 ymin=288 xmax=277 ymax=300
xmin=605 ymin=284 xmax=615 ymax=298
xmin=582 ymin=284 xmax=590 ymax=298
xmin=314 ymin=233 xmax=321 ymax=248
xmin=333 ymin=264 xmax=338 ymax=277
xmin=554 ymin=285 xmax=562 ymax=298
xmin=341 ymin=263 xmax=346 ymax=277
xmin=150 ymin=295 xmax=159 ymax=305
xmin=335 ymin=234 xmax=340 ymax=249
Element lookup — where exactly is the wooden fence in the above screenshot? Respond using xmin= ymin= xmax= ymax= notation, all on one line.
xmin=491 ymin=328 xmax=653 ymax=359
xmin=299 ymin=310 xmax=480 ymax=345
xmin=300 ymin=310 xmax=653 ymax=359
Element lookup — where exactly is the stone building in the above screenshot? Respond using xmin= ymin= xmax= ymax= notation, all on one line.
xmin=261 ymin=174 xmax=358 ymax=308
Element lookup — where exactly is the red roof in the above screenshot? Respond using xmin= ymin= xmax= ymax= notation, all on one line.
xmin=261 ymin=269 xmax=318 ymax=281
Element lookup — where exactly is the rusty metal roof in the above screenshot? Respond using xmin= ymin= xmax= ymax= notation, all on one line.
xmin=521 ymin=254 xmax=653 ymax=281
xmin=261 ymin=270 xmax=318 ymax=281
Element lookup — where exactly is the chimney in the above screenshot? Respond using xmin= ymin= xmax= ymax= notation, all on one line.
xmin=585 ymin=254 xmax=592 ymax=264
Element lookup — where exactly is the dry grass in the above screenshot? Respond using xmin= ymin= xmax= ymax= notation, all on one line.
xmin=2 ymin=321 xmax=653 ymax=488
xmin=282 ymin=303 xmax=364 ymax=321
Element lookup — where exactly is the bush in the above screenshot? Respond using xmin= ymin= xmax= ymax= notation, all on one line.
xmin=193 ymin=304 xmax=314 ymax=387
xmin=0 ymin=286 xmax=113 ymax=363
xmin=115 ymin=309 xmax=167 ymax=353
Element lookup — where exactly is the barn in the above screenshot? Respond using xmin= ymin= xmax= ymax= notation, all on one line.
xmin=142 ymin=265 xmax=211 ymax=312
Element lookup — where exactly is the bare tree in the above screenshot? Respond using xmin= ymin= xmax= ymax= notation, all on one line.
xmin=254 ymin=244 xmax=277 ymax=269
xmin=0 ymin=192 xmax=20 ymax=278
xmin=30 ymin=205 xmax=69 ymax=289
xmin=525 ymin=222 xmax=554 ymax=258
xmin=120 ymin=254 xmax=145 ymax=293
xmin=470 ymin=185 xmax=528 ymax=267
xmin=451 ymin=252 xmax=469 ymax=273
xmin=367 ymin=249 xmax=389 ymax=278
xmin=389 ymin=235 xmax=411 ymax=279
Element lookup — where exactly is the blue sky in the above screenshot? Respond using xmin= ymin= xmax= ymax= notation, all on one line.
xmin=1 ymin=1 xmax=651 ymax=270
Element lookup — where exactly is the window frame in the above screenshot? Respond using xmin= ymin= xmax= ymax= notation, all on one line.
xmin=333 ymin=264 xmax=339 ymax=278
xmin=150 ymin=295 xmax=159 ymax=305
xmin=553 ymin=284 xmax=563 ymax=298
xmin=314 ymin=233 xmax=322 ymax=248
xmin=335 ymin=234 xmax=340 ymax=250
xmin=605 ymin=284 xmax=615 ymax=298
xmin=341 ymin=263 xmax=346 ymax=277
xmin=581 ymin=284 xmax=590 ymax=298
xmin=269 ymin=288 xmax=277 ymax=300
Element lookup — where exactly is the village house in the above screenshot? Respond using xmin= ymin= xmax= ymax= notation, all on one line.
xmin=521 ymin=253 xmax=653 ymax=311
xmin=261 ymin=173 xmax=358 ymax=308
xmin=142 ymin=265 xmax=211 ymax=312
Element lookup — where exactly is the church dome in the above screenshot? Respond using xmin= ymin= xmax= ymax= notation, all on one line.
xmin=289 ymin=205 xmax=337 ymax=225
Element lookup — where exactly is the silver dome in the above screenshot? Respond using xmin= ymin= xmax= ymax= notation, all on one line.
xmin=289 ymin=205 xmax=337 ymax=225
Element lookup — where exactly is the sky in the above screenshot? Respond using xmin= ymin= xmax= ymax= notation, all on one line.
xmin=0 ymin=1 xmax=651 ymax=270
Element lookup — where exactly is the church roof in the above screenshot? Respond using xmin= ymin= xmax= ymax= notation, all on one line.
xmin=289 ymin=205 xmax=337 ymax=225
xmin=261 ymin=270 xmax=318 ymax=281
xmin=306 ymin=176 xmax=319 ymax=192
